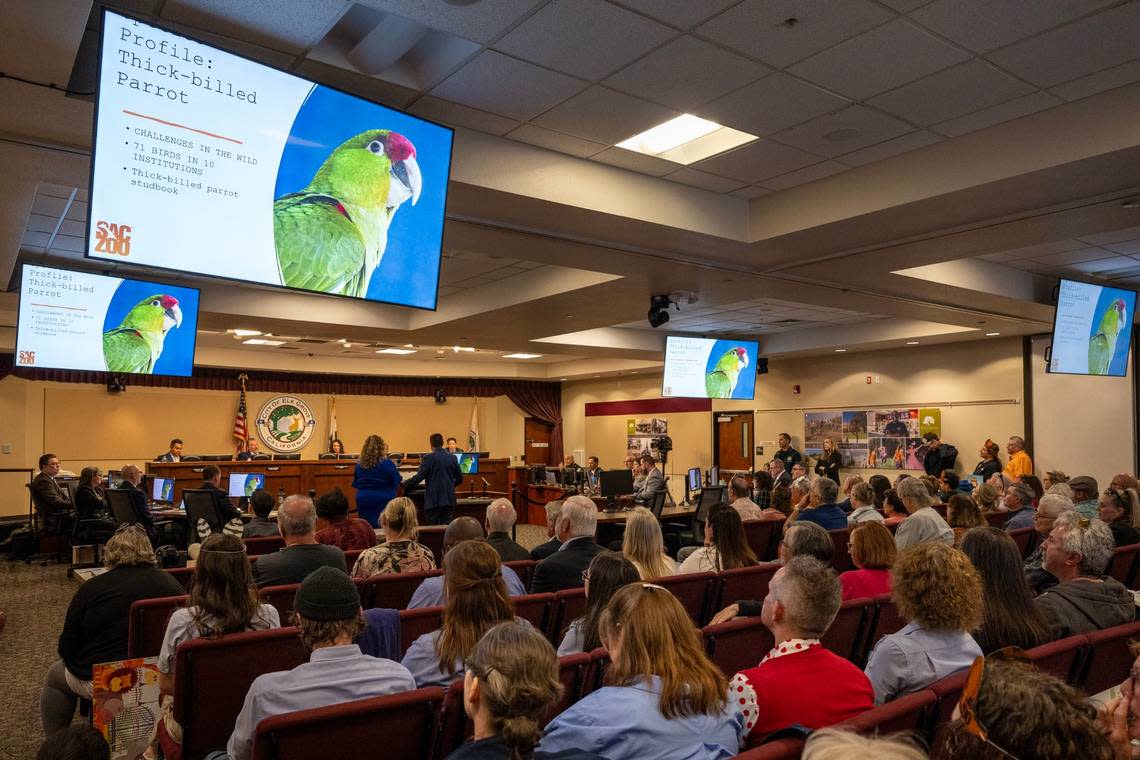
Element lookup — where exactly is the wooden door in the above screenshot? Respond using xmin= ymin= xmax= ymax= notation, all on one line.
xmin=524 ymin=418 xmax=553 ymax=466
xmin=715 ymin=411 xmax=754 ymax=475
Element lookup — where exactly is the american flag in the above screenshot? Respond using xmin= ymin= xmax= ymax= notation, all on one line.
xmin=233 ymin=374 xmax=248 ymax=443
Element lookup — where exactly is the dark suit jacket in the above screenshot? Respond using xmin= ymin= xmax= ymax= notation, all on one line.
xmin=155 ymin=452 xmax=180 ymax=462
xmin=923 ymin=444 xmax=959 ymax=477
xmin=530 ymin=538 xmax=561 ymax=561
xmin=531 ymin=537 xmax=604 ymax=593
xmin=487 ymin=532 xmax=530 ymax=563
xmin=30 ymin=473 xmax=72 ymax=516
xmin=236 ymin=452 xmax=253 ymax=461
xmin=403 ymin=447 xmax=464 ymax=509
xmin=119 ymin=483 xmax=155 ymax=536
xmin=203 ymin=482 xmax=242 ymax=523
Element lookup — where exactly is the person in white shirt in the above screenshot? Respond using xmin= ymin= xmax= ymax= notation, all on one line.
xmin=847 ymin=482 xmax=885 ymax=526
xmin=728 ymin=476 xmax=765 ymax=521
xmin=679 ymin=505 xmax=760 ymax=575
xmin=893 ymin=477 xmax=954 ymax=552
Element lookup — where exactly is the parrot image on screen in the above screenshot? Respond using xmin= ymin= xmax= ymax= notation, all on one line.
xmin=273 ymin=129 xmax=422 ymax=299
xmin=102 ymin=294 xmax=183 ymax=374
xmin=705 ymin=347 xmax=750 ymax=398
xmin=1088 ymin=298 xmax=1128 ymax=375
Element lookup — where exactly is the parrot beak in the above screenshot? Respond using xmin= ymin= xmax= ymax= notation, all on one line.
xmin=390 ymin=155 xmax=422 ymax=208
xmin=740 ymin=352 xmax=749 ymax=369
xmin=164 ymin=303 xmax=183 ymax=332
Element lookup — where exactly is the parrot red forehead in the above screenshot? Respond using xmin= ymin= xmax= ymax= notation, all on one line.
xmin=735 ymin=347 xmax=747 ymax=357
xmin=160 ymin=295 xmax=179 ymax=309
xmin=385 ymin=132 xmax=415 ymax=162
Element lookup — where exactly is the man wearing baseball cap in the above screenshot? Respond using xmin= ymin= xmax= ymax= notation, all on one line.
xmin=1068 ymin=476 xmax=1099 ymax=519
xmin=218 ymin=567 xmax=415 ymax=760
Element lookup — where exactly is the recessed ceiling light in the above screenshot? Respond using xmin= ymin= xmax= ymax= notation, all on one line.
xmin=377 ymin=348 xmax=417 ymax=355
xmin=616 ymin=114 xmax=758 ymax=165
xmin=905 ymin=341 xmax=920 ymax=345
xmin=559 ymin=378 xmax=567 ymax=381
xmin=985 ymin=332 xmax=1001 ymax=337
xmin=243 ymin=338 xmax=285 ymax=346
xmin=231 ymin=329 xmax=261 ymax=337
xmin=503 ymin=353 xmax=542 ymax=359
xmin=452 ymin=346 xmax=475 ymax=353
xmin=834 ymin=348 xmax=847 ymax=353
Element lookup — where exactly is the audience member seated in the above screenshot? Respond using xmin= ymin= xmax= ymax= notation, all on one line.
xmin=251 ymin=495 xmax=345 ymax=588
xmin=864 ymin=541 xmax=982 ymax=704
xmin=449 ymin=621 xmax=604 ymax=760
xmin=1001 ymin=482 xmax=1037 ymax=533
xmin=947 ymin=493 xmax=987 ymax=545
xmin=752 ymin=470 xmax=774 ymax=509
xmin=407 ymin=517 xmax=525 ymax=607
xmin=36 ymin=725 xmax=109 ymax=760
xmin=74 ymin=466 xmax=114 ymax=541
xmin=1099 ymin=641 xmax=1140 ymax=756
xmin=217 ymin=567 xmax=415 ymax=760
xmin=198 ymin=464 xmax=244 ymax=540
xmin=972 ymin=482 xmax=1001 ymax=514
xmin=789 ymin=477 xmax=847 ymax=531
xmin=151 ymin=534 xmax=279 ymax=757
xmin=972 ymin=439 xmax=1003 ymax=482
xmin=846 ymin=482 xmax=883 ymax=525
xmin=730 ymin=557 xmax=874 ymax=743
xmin=484 ymin=498 xmax=530 ymax=562
xmin=839 ymin=522 xmax=895 ymax=601
xmin=764 ymin=485 xmax=793 ymax=519
xmin=1043 ymin=469 xmax=1069 ymax=490
xmin=1023 ymin=493 xmax=1074 ymax=593
xmin=538 ymin=584 xmax=742 ymax=759
xmin=790 ymin=476 xmax=812 ymax=512
xmin=938 ymin=470 xmax=961 ymax=501
xmin=351 ymin=496 xmax=436 ymax=579
xmin=678 ymin=505 xmax=759 ymax=574
xmin=116 ymin=464 xmax=156 ymax=539
xmin=768 ymin=459 xmax=791 ymax=490
xmin=1046 ymin=481 xmax=1074 ymax=500
xmin=530 ymin=501 xmax=564 ymax=561
xmin=241 ymin=489 xmax=278 ymax=539
xmin=1111 ymin=473 xmax=1140 ymax=492
xmin=941 ymin=655 xmax=1115 ymax=760
xmin=40 ymin=526 xmax=184 ymax=734
xmin=727 ymin=476 xmax=764 ymax=521
xmin=837 ymin=475 xmax=864 ymax=513
xmin=1033 ymin=512 xmax=1134 ymax=639
xmin=959 ymin=527 xmax=1050 ymax=654
xmin=1020 ymin=474 xmax=1045 ymax=505
xmin=557 ymin=552 xmax=639 ymax=656
xmin=918 ymin=475 xmax=940 ymax=498
xmin=893 ymin=477 xmax=954 ymax=552
xmin=800 ymin=728 xmax=927 ymax=760
xmin=868 ymin=475 xmax=891 ymax=509
xmin=621 ymin=507 xmax=676 ymax=580
xmin=531 ymin=496 xmax=603 ymax=594
xmin=1068 ymin=475 xmax=1100 ymax=519
xmin=881 ymin=489 xmax=908 ymax=527
xmin=632 ymin=453 xmax=666 ymax=506
xmin=352 ymin=434 xmax=401 ymax=528
xmin=1097 ymin=486 xmax=1140 ymax=546
xmin=313 ymin=487 xmax=376 ymax=551
xmin=401 ymin=541 xmax=518 ymax=688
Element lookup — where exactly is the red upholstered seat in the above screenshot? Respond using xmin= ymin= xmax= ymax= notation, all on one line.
xmin=250 ymin=686 xmax=444 ymax=760
xmin=733 ymin=737 xmax=806 ymax=759
xmin=829 ymin=528 xmax=853 ymax=573
xmin=743 ymin=518 xmax=784 ymax=562
xmin=585 ymin=647 xmax=611 ymax=694
xmin=503 ymin=559 xmax=536 ymax=590
xmin=656 ymin=571 xmax=716 ymax=625
xmin=548 ymin=587 xmax=587 ymax=644
xmin=927 ymin=670 xmax=969 ymax=759
xmin=360 ymin=569 xmax=442 ymax=610
xmin=714 ymin=563 xmax=781 ymax=617
xmin=835 ymin=687 xmax=937 ymax=735
xmin=512 ymin=593 xmax=555 ymax=633
xmin=701 ymin=617 xmax=775 ymax=677
xmin=258 ymin=583 xmax=300 ymax=621
xmin=1027 ymin=633 xmax=1088 ymax=685
xmin=1080 ymin=620 xmax=1140 ymax=695
xmin=1008 ymin=527 xmax=1037 ymax=559
xmin=174 ymin=626 xmax=309 ymax=760
xmin=984 ymin=511 xmax=1011 ymax=529
xmin=1107 ymin=543 xmax=1140 ymax=588
xmin=862 ymin=594 xmax=907 ymax=663
xmin=127 ymin=594 xmax=189 ymax=658
xmin=398 ymin=607 xmax=443 ymax=657
xmin=820 ymin=597 xmax=873 ymax=665
xmin=244 ymin=536 xmax=285 ymax=556
xmin=165 ymin=566 xmax=194 ymax=590
xmin=417 ymin=526 xmax=446 ymax=565
xmin=343 ymin=548 xmax=364 ymax=568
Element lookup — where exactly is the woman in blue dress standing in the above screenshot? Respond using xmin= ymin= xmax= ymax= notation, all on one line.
xmin=352 ymin=435 xmax=400 ymax=528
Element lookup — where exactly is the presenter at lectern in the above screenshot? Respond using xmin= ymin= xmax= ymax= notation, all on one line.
xmin=403 ymin=433 xmax=464 ymax=525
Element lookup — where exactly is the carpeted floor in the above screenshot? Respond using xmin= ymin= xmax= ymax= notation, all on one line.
xmin=0 ymin=525 xmax=550 ymax=760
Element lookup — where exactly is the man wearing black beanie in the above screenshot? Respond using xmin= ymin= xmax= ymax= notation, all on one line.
xmin=216 ymin=568 xmax=415 ymax=760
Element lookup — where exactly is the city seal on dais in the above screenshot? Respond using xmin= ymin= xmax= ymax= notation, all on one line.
xmin=255 ymin=395 xmax=317 ymax=453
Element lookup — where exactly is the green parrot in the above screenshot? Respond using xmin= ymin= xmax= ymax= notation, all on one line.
xmin=1088 ymin=298 xmax=1128 ymax=375
xmin=273 ymin=130 xmax=422 ymax=298
xmin=102 ymin=294 xmax=183 ymax=374
xmin=705 ymin=346 xmax=750 ymax=398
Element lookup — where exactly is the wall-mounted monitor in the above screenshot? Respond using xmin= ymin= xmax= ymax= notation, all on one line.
xmin=662 ymin=336 xmax=759 ymax=399
xmin=16 ymin=264 xmax=199 ymax=376
xmin=88 ymin=10 xmax=453 ymax=310
xmin=1049 ymin=279 xmax=1137 ymax=377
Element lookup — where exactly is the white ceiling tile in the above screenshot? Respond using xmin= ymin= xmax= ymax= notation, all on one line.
xmin=26 ymin=213 xmax=56 ymax=234
xmin=788 ymin=18 xmax=971 ymax=100
xmin=531 ymin=85 xmax=679 ymax=144
xmin=663 ymin=168 xmax=746 ymax=194
xmin=1069 ymin=256 xmax=1138 ymax=273
xmin=910 ymin=0 xmax=1120 ymax=54
xmin=591 ymin=147 xmax=680 ymax=176
xmin=429 ymin=51 xmax=587 ymax=121
xmin=611 ymin=0 xmax=739 ymax=30
xmin=59 ymin=219 xmax=84 ymax=237
xmin=986 ymin=2 xmax=1140 ymax=88
xmin=1104 ymin=239 xmax=1140 ymax=256
xmin=604 ymin=36 xmax=769 ymax=111
xmin=31 ymin=194 xmax=69 ymax=218
xmin=760 ymin=160 xmax=848 ymax=190
xmin=770 ymin=106 xmax=911 ymax=158
xmin=696 ymin=0 xmax=896 ymax=68
xmin=731 ymin=185 xmax=773 ymax=199
xmin=996 ymin=239 xmax=1090 ymax=258
xmin=494 ymin=0 xmax=675 ymax=81
xmin=36 ymin=183 xmax=74 ymax=199
xmin=869 ymin=59 xmax=1037 ymax=126
xmin=929 ymin=91 xmax=1062 ymax=138
xmin=21 ymin=231 xmax=50 ymax=250
xmin=163 ymin=0 xmax=349 ymax=54
xmin=408 ymin=96 xmax=521 ymax=135
xmin=1048 ymin=59 xmax=1140 ymax=102
xmin=696 ymin=72 xmax=849 ymax=137
xmin=65 ymin=201 xmax=88 ymax=223
xmin=1028 ymin=247 xmax=1118 ymax=267
xmin=692 ymin=139 xmax=822 ymax=183
xmin=50 ymin=235 xmax=85 ymax=253
xmin=1080 ymin=227 xmax=1140 ymax=245
xmin=879 ymin=0 xmax=934 ymax=10
xmin=354 ymin=0 xmax=544 ymax=44
xmin=836 ymin=130 xmax=943 ymax=166
xmin=505 ymin=124 xmax=607 ymax=157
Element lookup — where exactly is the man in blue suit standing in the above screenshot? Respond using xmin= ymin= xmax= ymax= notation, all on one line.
xmin=403 ymin=433 xmax=464 ymax=525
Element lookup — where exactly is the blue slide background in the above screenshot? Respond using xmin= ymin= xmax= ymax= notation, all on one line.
xmin=275 ymin=85 xmax=453 ymax=310
xmin=703 ymin=339 xmax=759 ymax=399
xmin=1089 ymin=285 xmax=1137 ymax=376
xmin=102 ymin=278 xmax=200 ymax=377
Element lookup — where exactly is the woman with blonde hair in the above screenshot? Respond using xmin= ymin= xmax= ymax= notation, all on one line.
xmin=621 ymin=507 xmax=676 ymax=579
xmin=947 ymin=493 xmax=987 ymax=545
xmin=802 ymin=728 xmax=926 ymax=760
xmin=402 ymin=541 xmax=516 ymax=687
xmin=539 ymin=584 xmax=742 ymax=759
xmin=973 ymin=482 xmax=1001 ymax=513
xmin=351 ymin=496 xmax=436 ymax=578
xmin=814 ymin=437 xmax=841 ymax=484
xmin=352 ymin=434 xmax=400 ymax=527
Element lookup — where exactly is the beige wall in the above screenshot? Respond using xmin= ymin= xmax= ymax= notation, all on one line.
xmin=0 ymin=378 xmax=527 ymax=517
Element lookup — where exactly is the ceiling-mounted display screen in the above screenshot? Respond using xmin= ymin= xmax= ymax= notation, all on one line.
xmin=16 ymin=264 xmax=200 ymax=376
xmin=1049 ymin=278 xmax=1136 ymax=377
xmin=662 ymin=336 xmax=758 ymax=400
xmin=87 ymin=10 xmax=453 ymax=310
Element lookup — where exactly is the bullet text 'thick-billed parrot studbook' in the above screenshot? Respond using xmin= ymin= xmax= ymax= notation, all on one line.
xmin=1088 ymin=298 xmax=1128 ymax=375
xmin=103 ymin=294 xmax=183 ymax=374
xmin=273 ymin=130 xmax=422 ymax=298
xmin=705 ymin=347 xmax=750 ymax=398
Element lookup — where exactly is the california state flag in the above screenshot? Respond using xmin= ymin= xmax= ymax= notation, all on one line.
xmin=468 ymin=401 xmax=479 ymax=452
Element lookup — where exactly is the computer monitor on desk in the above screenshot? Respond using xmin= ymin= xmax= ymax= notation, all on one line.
xmin=599 ymin=469 xmax=635 ymax=511
xmin=696 ymin=486 xmax=726 ymax=522
xmin=151 ymin=477 xmax=175 ymax=504
xmin=228 ymin=473 xmax=266 ymax=498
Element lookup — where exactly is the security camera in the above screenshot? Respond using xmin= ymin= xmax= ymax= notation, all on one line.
xmin=647 ymin=295 xmax=676 ymax=328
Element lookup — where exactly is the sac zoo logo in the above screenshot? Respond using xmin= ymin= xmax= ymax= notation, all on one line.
xmin=255 ymin=395 xmax=317 ymax=453
xmin=94 ymin=221 xmax=132 ymax=256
